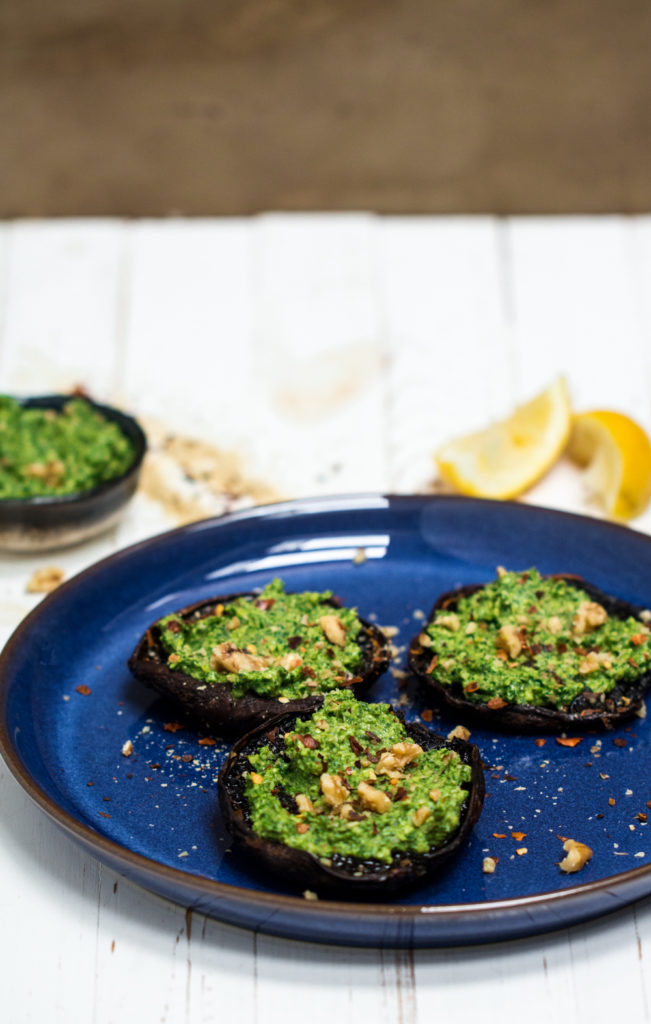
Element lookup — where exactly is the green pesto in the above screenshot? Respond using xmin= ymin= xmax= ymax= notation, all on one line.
xmin=158 ymin=578 xmax=364 ymax=699
xmin=0 ymin=396 xmax=136 ymax=499
xmin=425 ymin=568 xmax=649 ymax=709
xmin=245 ymin=692 xmax=471 ymax=863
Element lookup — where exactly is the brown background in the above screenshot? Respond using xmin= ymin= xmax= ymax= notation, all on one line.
xmin=3 ymin=0 xmax=651 ymax=216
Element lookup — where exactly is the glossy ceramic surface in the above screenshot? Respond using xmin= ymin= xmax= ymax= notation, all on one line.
xmin=0 ymin=395 xmax=147 ymax=551
xmin=1 ymin=495 xmax=651 ymax=948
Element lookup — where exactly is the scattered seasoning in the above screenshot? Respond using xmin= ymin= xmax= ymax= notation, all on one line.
xmin=76 ymin=684 xmax=92 ymax=696
xmin=482 ymin=856 xmax=498 ymax=873
xmin=421 ymin=709 xmax=434 ymax=723
xmin=516 ymin=847 xmax=528 ymax=856
xmin=492 ymin=833 xmax=507 ymax=839
xmin=556 ymin=737 xmax=582 ymax=748
xmin=164 ymin=722 xmax=183 ymax=733
xmin=98 ymin=811 xmax=112 ymax=819
xmin=534 ymin=738 xmax=547 ymax=748
xmin=121 ymin=740 xmax=133 ymax=757
xmin=609 ymin=797 xmax=616 ymax=806
xmin=198 ymin=738 xmax=216 ymax=746
xmin=511 ymin=831 xmax=527 ymax=841
xmin=447 ymin=725 xmax=471 ymax=741
xmin=613 ymin=738 xmax=628 ymax=748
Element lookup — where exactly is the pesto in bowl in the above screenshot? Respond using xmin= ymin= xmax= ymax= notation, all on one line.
xmin=0 ymin=395 xmax=136 ymax=498
xmin=0 ymin=394 xmax=146 ymax=551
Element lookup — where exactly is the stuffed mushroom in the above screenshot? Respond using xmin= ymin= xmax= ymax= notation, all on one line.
xmin=128 ymin=578 xmax=390 ymax=735
xmin=218 ymin=691 xmax=484 ymax=896
xmin=408 ymin=567 xmax=651 ymax=731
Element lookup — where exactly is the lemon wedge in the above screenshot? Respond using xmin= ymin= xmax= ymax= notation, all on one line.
xmin=568 ymin=410 xmax=651 ymax=520
xmin=435 ymin=376 xmax=572 ymax=499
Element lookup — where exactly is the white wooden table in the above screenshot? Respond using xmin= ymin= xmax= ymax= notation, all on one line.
xmin=2 ymin=215 xmax=651 ymax=1023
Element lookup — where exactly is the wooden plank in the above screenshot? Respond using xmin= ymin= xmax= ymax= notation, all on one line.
xmin=378 ymin=216 xmax=510 ymax=491
xmin=0 ymin=220 xmax=125 ymax=398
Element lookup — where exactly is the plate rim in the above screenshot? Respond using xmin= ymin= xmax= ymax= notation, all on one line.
xmin=2 ymin=492 xmax=651 ymax=944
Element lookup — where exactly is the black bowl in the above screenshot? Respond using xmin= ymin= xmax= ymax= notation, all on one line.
xmin=0 ymin=395 xmax=147 ymax=551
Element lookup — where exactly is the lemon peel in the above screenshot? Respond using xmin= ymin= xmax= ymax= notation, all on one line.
xmin=435 ymin=376 xmax=572 ymax=500
xmin=568 ymin=410 xmax=651 ymax=521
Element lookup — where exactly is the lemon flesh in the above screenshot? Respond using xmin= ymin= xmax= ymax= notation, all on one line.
xmin=435 ymin=377 xmax=572 ymax=500
xmin=568 ymin=410 xmax=651 ymax=520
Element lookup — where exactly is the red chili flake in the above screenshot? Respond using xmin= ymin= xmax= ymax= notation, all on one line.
xmin=613 ymin=738 xmax=628 ymax=748
xmin=636 ymin=812 xmax=648 ymax=822
xmin=631 ymin=634 xmax=647 ymax=646
xmin=596 ymin=813 xmax=604 ymax=819
xmin=487 ymin=697 xmax=508 ymax=710
xmin=86 ymin=782 xmax=94 ymax=787
xmin=584 ymin=762 xmax=593 ymax=767
xmin=287 ymin=635 xmax=303 ymax=649
xmin=181 ymin=754 xmax=193 ymax=763
xmin=492 ymin=833 xmax=507 ymax=839
xmin=166 ymin=620 xmax=182 ymax=633
xmin=296 ymin=822 xmax=309 ymax=834
xmin=393 ymin=787 xmax=408 ymax=802
xmin=98 ymin=811 xmax=112 ymax=818
xmin=348 ymin=735 xmax=364 ymax=755
xmin=365 ymin=730 xmax=381 ymax=744
xmin=164 ymin=722 xmax=183 ymax=733
xmin=609 ymin=797 xmax=616 ymax=806
xmin=464 ymin=681 xmax=480 ymax=693
xmin=511 ymin=831 xmax=527 ymax=841
xmin=266 ymin=728 xmax=278 ymax=743
xmin=421 ymin=709 xmax=434 ymax=722
xmin=426 ymin=655 xmax=438 ymax=673
xmin=556 ymin=737 xmax=582 ymax=748
xmin=647 ymin=800 xmax=651 ymax=810
xmin=534 ymin=738 xmax=547 ymax=747
xmin=344 ymin=766 xmax=354 ymax=776
xmin=495 ymin=650 xmax=508 ymax=662
xmin=301 ymin=665 xmax=317 ymax=679
xmin=198 ymin=737 xmax=216 ymax=747
xmin=76 ymin=685 xmax=91 ymax=696
xmin=628 ymin=658 xmax=639 ymax=669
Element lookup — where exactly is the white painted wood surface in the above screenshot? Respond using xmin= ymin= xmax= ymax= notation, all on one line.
xmin=1 ymin=215 xmax=651 ymax=1023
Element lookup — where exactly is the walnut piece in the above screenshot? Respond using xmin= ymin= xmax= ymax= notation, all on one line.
xmin=318 ymin=614 xmax=348 ymax=647
xmin=357 ymin=781 xmax=392 ymax=814
xmin=496 ymin=624 xmax=522 ymax=659
xmin=547 ymin=616 xmax=563 ymax=635
xmin=295 ymin=793 xmax=315 ymax=813
xmin=26 ymin=566 xmax=65 ymax=594
xmin=210 ymin=643 xmax=270 ymax=674
xmin=579 ymin=651 xmax=613 ymax=675
xmin=277 ymin=652 xmax=303 ymax=671
xmin=559 ymin=838 xmax=593 ymax=873
xmin=482 ymin=856 xmax=497 ymax=874
xmin=412 ymin=806 xmax=431 ymax=826
xmin=447 ymin=725 xmax=471 ymax=742
xmin=572 ymin=601 xmax=608 ymax=638
xmin=320 ymin=773 xmax=349 ymax=807
xmin=434 ymin=613 xmax=460 ymax=632
xmin=376 ymin=742 xmax=424 ymax=777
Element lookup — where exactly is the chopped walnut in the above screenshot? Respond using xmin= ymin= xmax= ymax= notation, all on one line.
xmin=482 ymin=856 xmax=497 ymax=874
xmin=26 ymin=566 xmax=65 ymax=594
xmin=376 ymin=742 xmax=423 ymax=777
xmin=320 ymin=773 xmax=348 ymax=807
xmin=25 ymin=459 xmax=65 ymax=487
xmin=318 ymin=614 xmax=347 ymax=647
xmin=465 ymin=621 xmax=477 ymax=635
xmin=227 ymin=616 xmax=241 ymax=630
xmin=277 ymin=652 xmax=303 ymax=671
xmin=496 ymin=624 xmax=522 ymax=659
xmin=447 ymin=725 xmax=471 ymax=742
xmin=429 ymin=788 xmax=441 ymax=802
xmin=572 ymin=601 xmax=608 ymax=638
xmin=418 ymin=632 xmax=433 ymax=648
xmin=412 ymin=806 xmax=431 ymax=826
xmin=435 ymin=613 xmax=460 ymax=632
xmin=121 ymin=739 xmax=133 ymax=757
xmin=210 ymin=643 xmax=271 ymax=674
xmin=559 ymin=838 xmax=593 ymax=873
xmin=496 ymin=566 xmax=507 ymax=578
xmin=295 ymin=793 xmax=315 ymax=813
xmin=579 ymin=651 xmax=613 ymax=674
xmin=547 ymin=616 xmax=563 ymax=635
xmin=357 ymin=781 xmax=392 ymax=814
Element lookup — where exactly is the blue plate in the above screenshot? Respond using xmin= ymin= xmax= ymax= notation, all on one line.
xmin=2 ymin=494 xmax=651 ymax=948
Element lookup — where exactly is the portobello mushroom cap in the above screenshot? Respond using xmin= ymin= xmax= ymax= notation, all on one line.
xmin=218 ymin=701 xmax=485 ymax=896
xmin=408 ymin=575 xmax=651 ymax=731
xmin=128 ymin=591 xmax=390 ymax=736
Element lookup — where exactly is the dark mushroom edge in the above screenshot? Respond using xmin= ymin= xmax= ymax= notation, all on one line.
xmin=128 ymin=590 xmax=391 ymax=736
xmin=408 ymin=573 xmax=651 ymax=732
xmin=218 ymin=697 xmax=485 ymax=897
